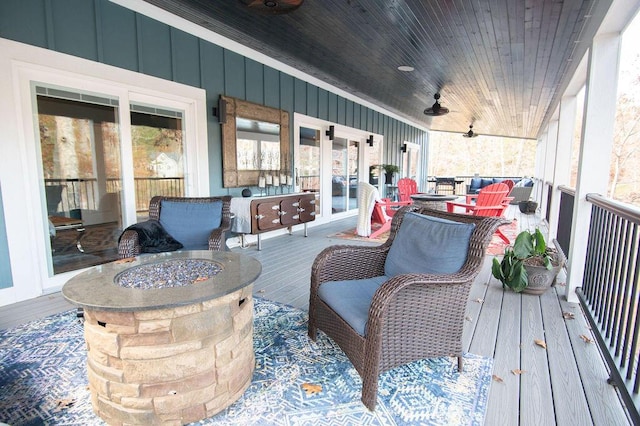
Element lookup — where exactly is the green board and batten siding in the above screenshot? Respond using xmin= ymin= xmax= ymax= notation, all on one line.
xmin=0 ymin=0 xmax=427 ymax=290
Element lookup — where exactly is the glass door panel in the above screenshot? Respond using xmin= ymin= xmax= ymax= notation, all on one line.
xmin=368 ymin=139 xmax=382 ymax=190
xmin=299 ymin=127 xmax=321 ymax=215
xmin=37 ymin=93 xmax=122 ymax=275
xmin=331 ymin=136 xmax=359 ymax=214
xmin=130 ymin=105 xmax=185 ymax=221
xmin=348 ymin=139 xmax=359 ymax=210
xmin=403 ymin=142 xmax=421 ymax=181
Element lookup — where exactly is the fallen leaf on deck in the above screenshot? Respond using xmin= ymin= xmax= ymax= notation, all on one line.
xmin=258 ymin=289 xmax=266 ymax=293
xmin=492 ymin=375 xmax=504 ymax=383
xmin=474 ymin=298 xmax=484 ymax=303
xmin=562 ymin=312 xmax=575 ymax=320
xmin=114 ymin=257 xmax=136 ymax=264
xmin=465 ymin=316 xmax=472 ymax=322
xmin=301 ymin=383 xmax=322 ymax=395
xmin=534 ymin=339 xmax=547 ymax=349
xmin=192 ymin=276 xmax=208 ymax=283
xmin=580 ymin=334 xmax=593 ymax=343
xmin=511 ymin=369 xmax=526 ymax=375
xmin=53 ymin=398 xmax=75 ymax=412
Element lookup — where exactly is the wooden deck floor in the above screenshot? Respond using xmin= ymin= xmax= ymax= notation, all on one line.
xmin=0 ymin=206 xmax=632 ymax=425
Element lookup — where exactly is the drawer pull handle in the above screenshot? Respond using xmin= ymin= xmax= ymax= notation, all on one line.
xmin=292 ymin=215 xmax=300 ymax=220
xmin=271 ymin=205 xmax=280 ymax=210
xmin=292 ymin=202 xmax=300 ymax=207
xmin=310 ymin=212 xmax=316 ymax=216
xmin=298 ymin=208 xmax=305 ymax=213
xmin=271 ymin=219 xmax=280 ymax=224
xmin=310 ymin=200 xmax=316 ymax=204
xmin=279 ymin=211 xmax=287 ymax=216
xmin=255 ymin=214 xmax=264 ymax=220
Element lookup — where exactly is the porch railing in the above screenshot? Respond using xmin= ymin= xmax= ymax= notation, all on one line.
xmin=577 ymin=193 xmax=640 ymax=423
xmin=45 ymin=177 xmax=184 ymax=215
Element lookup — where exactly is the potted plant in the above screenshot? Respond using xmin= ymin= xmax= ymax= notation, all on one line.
xmin=518 ymin=199 xmax=538 ymax=214
xmin=381 ymin=164 xmax=400 ymax=184
xmin=369 ymin=165 xmax=380 ymax=185
xmin=491 ymin=228 xmax=566 ymax=295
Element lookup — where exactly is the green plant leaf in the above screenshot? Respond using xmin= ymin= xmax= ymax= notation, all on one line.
xmin=509 ymin=261 xmax=528 ymax=292
xmin=513 ymin=232 xmax=534 ymax=259
xmin=491 ymin=257 xmax=504 ymax=281
xmin=533 ymin=229 xmax=547 ymax=255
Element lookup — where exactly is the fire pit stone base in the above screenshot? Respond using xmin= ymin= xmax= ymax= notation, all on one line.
xmin=83 ymin=285 xmax=254 ymax=425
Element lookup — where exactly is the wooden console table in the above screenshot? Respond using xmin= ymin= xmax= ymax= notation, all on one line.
xmin=231 ymin=193 xmax=316 ymax=250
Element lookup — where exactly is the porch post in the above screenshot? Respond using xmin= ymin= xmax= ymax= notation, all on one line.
xmin=566 ymin=32 xmax=621 ymax=303
xmin=534 ymin=132 xmax=547 ymax=206
xmin=548 ymin=96 xmax=577 ymax=240
xmin=541 ymin=120 xmax=559 ymax=221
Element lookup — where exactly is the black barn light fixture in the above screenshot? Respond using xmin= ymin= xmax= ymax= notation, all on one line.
xmin=326 ymin=125 xmax=335 ymax=140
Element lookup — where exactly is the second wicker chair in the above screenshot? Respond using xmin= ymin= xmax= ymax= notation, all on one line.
xmin=308 ymin=206 xmax=505 ymax=410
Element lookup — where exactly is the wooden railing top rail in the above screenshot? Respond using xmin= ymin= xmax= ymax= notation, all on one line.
xmin=558 ymin=185 xmax=576 ymax=196
xmin=586 ymin=193 xmax=640 ymax=226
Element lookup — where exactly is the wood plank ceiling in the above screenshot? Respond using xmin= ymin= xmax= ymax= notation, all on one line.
xmin=143 ymin=0 xmax=611 ymax=139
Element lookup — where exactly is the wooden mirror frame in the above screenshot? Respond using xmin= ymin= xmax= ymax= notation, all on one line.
xmin=220 ymin=95 xmax=290 ymax=188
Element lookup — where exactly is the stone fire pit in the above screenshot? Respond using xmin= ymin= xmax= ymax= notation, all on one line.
xmin=62 ymin=251 xmax=262 ymax=425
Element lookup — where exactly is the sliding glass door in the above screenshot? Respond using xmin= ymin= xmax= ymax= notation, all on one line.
xmin=331 ymin=136 xmax=359 ymax=214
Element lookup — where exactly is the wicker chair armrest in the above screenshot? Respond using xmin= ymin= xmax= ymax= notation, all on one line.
xmin=117 ymin=229 xmax=141 ymax=259
xmin=207 ymin=228 xmax=226 ymax=251
xmin=148 ymin=196 xmax=163 ymax=220
xmin=311 ymin=244 xmax=390 ymax=290
xmin=365 ymin=272 xmax=475 ymax=350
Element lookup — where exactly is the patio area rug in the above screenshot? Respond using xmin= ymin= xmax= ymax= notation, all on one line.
xmin=0 ymin=298 xmax=493 ymax=425
xmin=486 ymin=219 xmax=518 ymax=256
xmin=328 ymin=223 xmax=389 ymax=244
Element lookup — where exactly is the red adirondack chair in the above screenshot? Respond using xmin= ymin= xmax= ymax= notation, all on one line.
xmin=446 ymin=182 xmax=511 ymax=243
xmin=357 ymin=182 xmax=411 ymax=238
xmin=396 ymin=178 xmax=420 ymax=203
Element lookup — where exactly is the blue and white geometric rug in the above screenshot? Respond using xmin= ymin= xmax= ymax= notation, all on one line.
xmin=0 ymin=298 xmax=493 ymax=425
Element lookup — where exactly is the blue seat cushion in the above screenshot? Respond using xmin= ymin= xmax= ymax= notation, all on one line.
xmin=318 ymin=275 xmax=389 ymax=336
xmin=384 ymin=212 xmax=476 ymax=277
xmin=159 ymin=200 xmax=223 ymax=250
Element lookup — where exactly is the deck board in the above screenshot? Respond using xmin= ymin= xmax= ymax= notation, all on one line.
xmin=0 ymin=208 xmax=632 ymax=425
xmin=520 ymin=290 xmax=555 ymax=425
xmin=558 ymin=297 xmax=631 ymax=425
xmin=540 ymin=288 xmax=594 ymax=425
xmin=483 ymin=286 xmax=522 ymax=426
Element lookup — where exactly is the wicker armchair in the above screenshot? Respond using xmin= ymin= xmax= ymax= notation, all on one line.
xmin=118 ymin=196 xmax=232 ymax=258
xmin=308 ymin=206 xmax=505 ymax=410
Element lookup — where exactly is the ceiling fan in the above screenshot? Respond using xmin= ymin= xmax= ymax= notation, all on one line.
xmin=462 ymin=125 xmax=478 ymax=138
xmin=423 ymin=93 xmax=450 ymax=116
xmin=239 ymin=0 xmax=304 ymax=14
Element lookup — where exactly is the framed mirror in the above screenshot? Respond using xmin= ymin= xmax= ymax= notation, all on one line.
xmin=220 ymin=95 xmax=290 ymax=188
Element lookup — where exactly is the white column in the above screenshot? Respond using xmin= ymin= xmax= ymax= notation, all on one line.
xmin=533 ymin=132 xmax=547 ymax=205
xmin=548 ymin=96 xmax=577 ymax=240
xmin=541 ymin=120 xmax=559 ymax=220
xmin=566 ymin=32 xmax=621 ymax=303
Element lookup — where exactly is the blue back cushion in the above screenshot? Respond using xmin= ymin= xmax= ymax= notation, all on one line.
xmin=469 ymin=177 xmax=482 ymax=190
xmin=481 ymin=178 xmax=494 ymax=188
xmin=384 ymin=212 xmax=476 ymax=276
xmin=159 ymin=200 xmax=223 ymax=250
